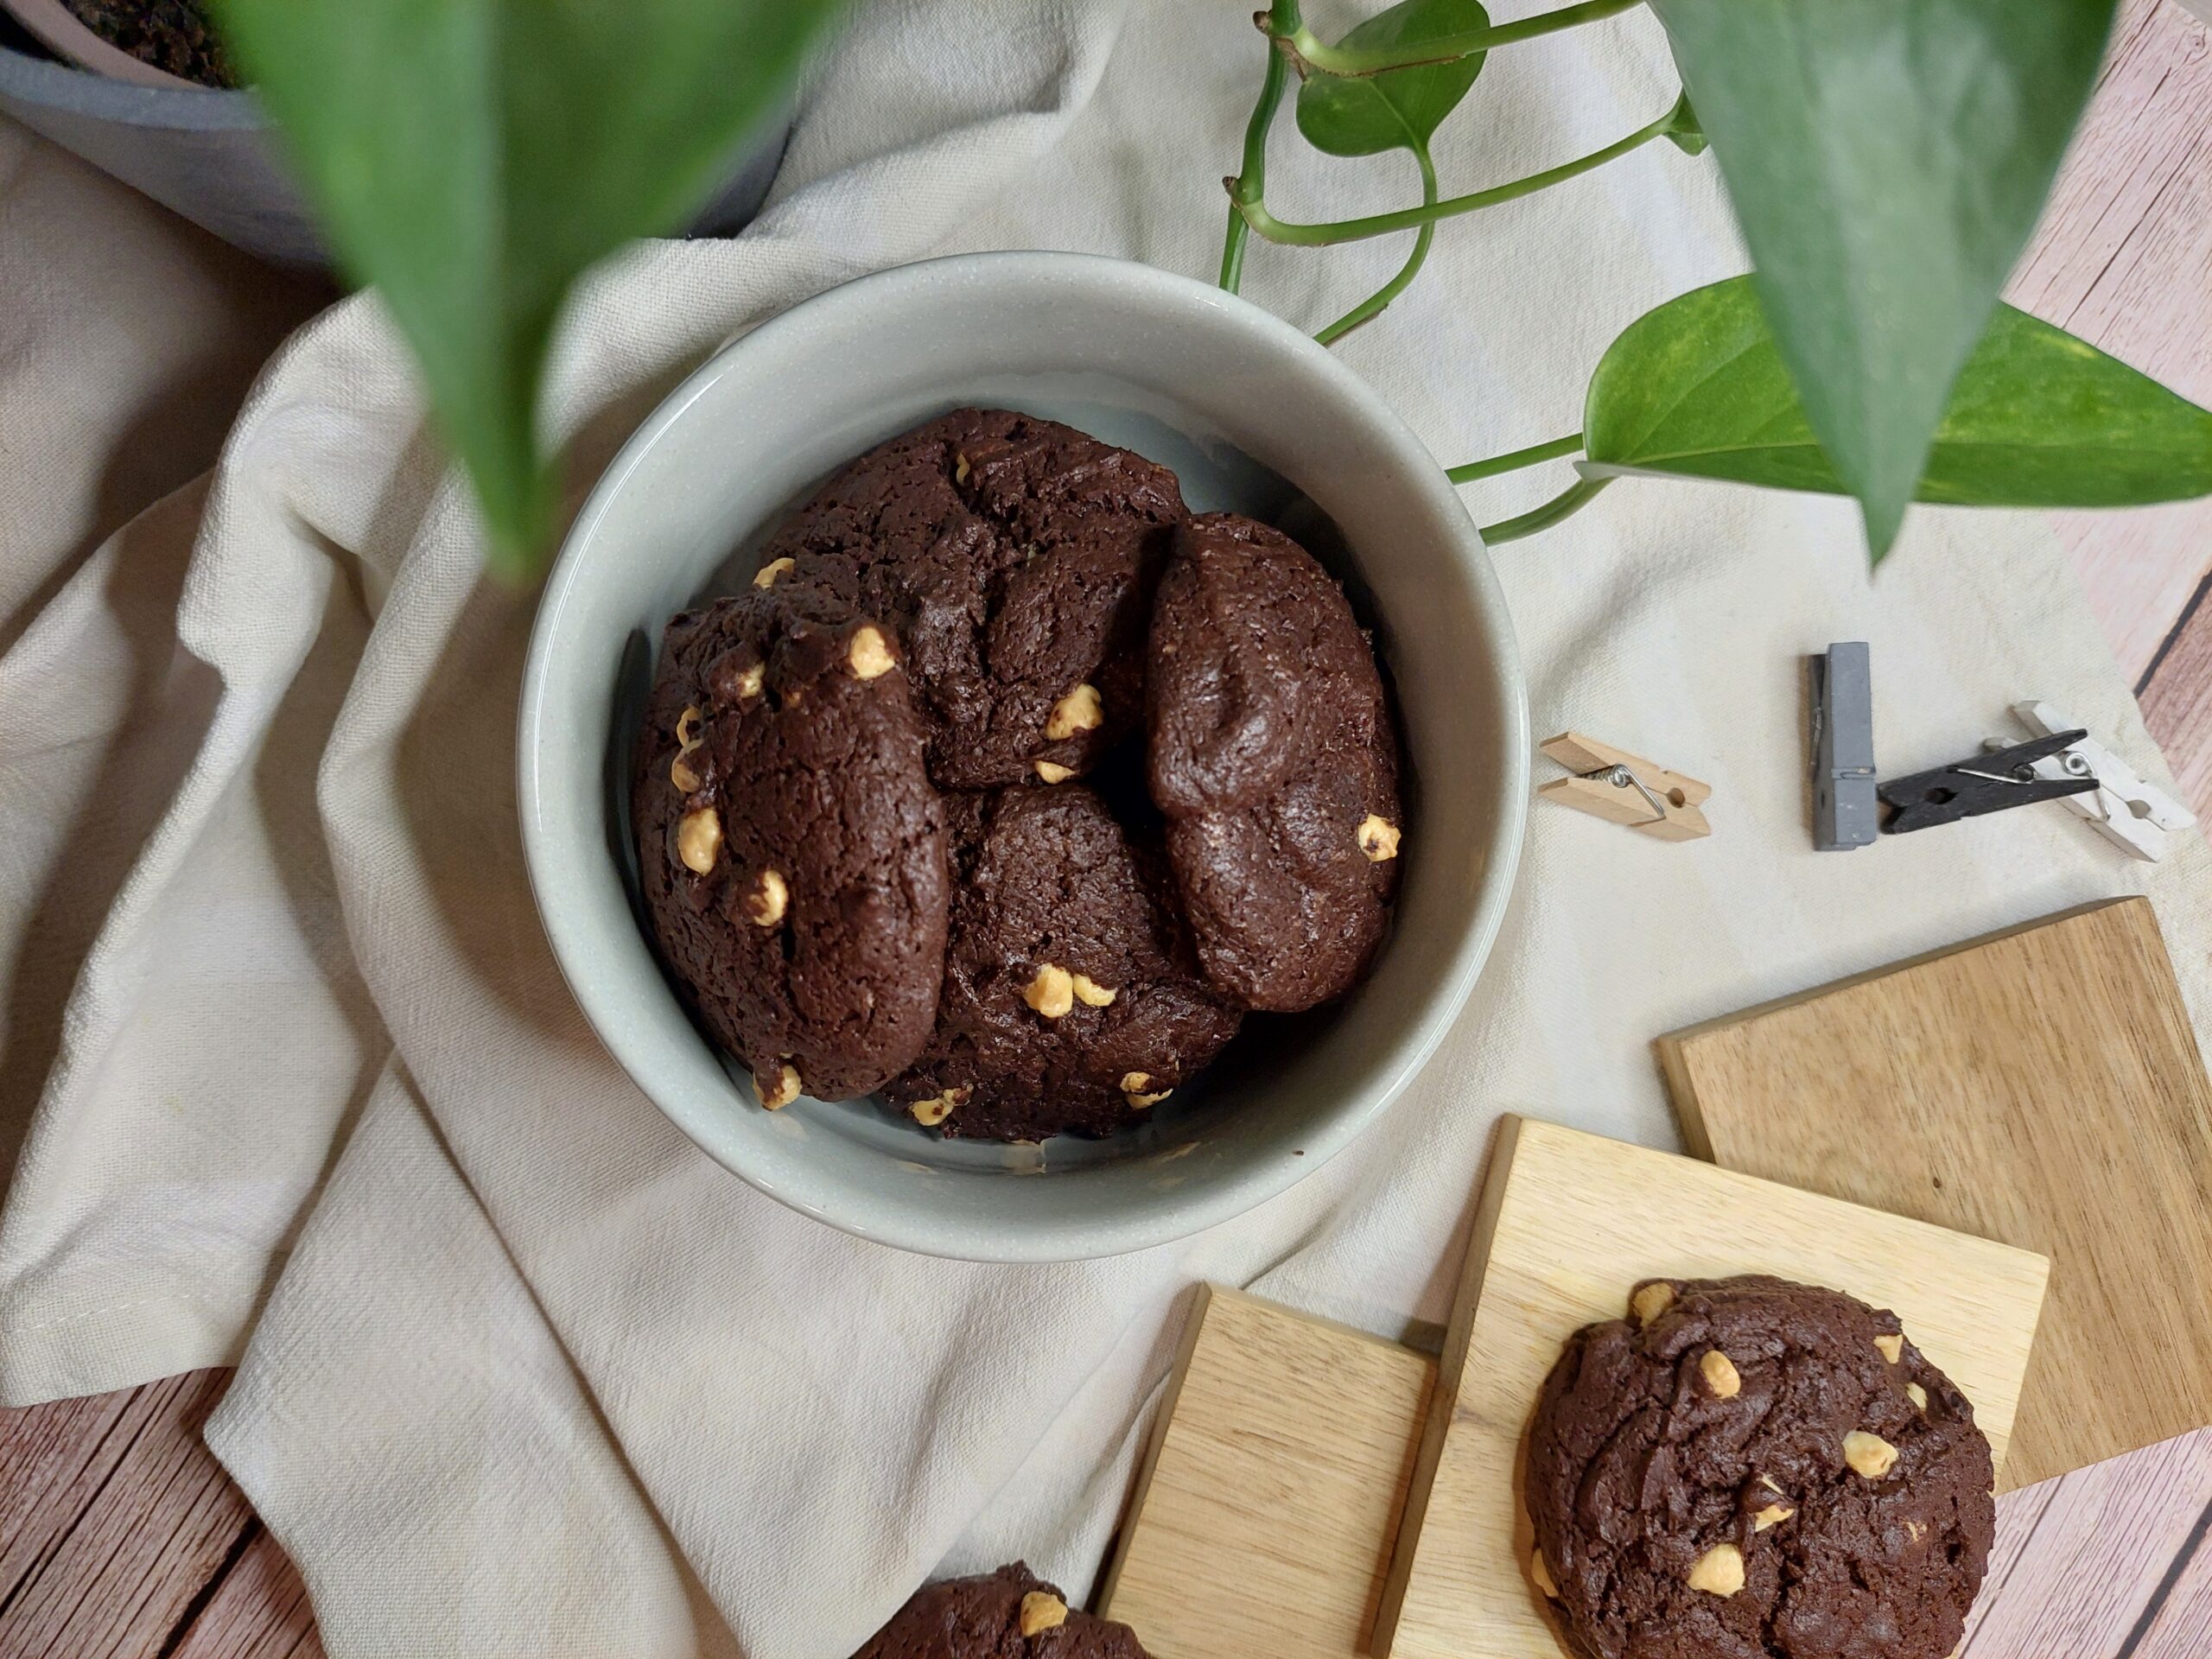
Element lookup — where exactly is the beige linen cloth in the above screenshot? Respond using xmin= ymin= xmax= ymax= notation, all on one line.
xmin=3 ymin=3 xmax=2208 ymax=1655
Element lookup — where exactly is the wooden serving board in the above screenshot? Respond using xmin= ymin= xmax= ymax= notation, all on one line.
xmin=1656 ymin=896 xmax=2212 ymax=1491
xmin=1099 ymin=1286 xmax=1436 ymax=1659
xmin=1372 ymin=1118 xmax=2050 ymax=1659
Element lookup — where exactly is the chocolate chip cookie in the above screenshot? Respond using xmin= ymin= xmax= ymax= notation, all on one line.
xmin=635 ymin=589 xmax=950 ymax=1105
xmin=757 ymin=408 xmax=1185 ymax=791
xmin=884 ymin=785 xmax=1242 ymax=1141
xmin=1147 ymin=513 xmax=1402 ymax=1012
xmin=849 ymin=1563 xmax=1151 ymax=1659
xmin=1525 ymin=1274 xmax=1994 ymax=1659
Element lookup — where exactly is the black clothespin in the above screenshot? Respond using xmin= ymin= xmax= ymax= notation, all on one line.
xmin=1878 ymin=728 xmax=2100 ymax=835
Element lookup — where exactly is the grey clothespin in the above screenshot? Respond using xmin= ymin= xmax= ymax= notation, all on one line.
xmin=1811 ymin=643 xmax=1877 ymax=850
xmin=1985 ymin=700 xmax=2196 ymax=861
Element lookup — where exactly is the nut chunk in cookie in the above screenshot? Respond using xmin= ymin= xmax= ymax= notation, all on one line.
xmin=1525 ymin=1274 xmax=1995 ymax=1659
xmin=633 ymin=590 xmax=950 ymax=1104
xmin=1147 ymin=512 xmax=1402 ymax=1013
xmin=849 ymin=1563 xmax=1152 ymax=1659
xmin=885 ymin=786 xmax=1241 ymax=1142
xmin=755 ymin=408 xmax=1185 ymax=790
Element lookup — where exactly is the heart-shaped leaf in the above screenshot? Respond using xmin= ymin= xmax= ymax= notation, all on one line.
xmin=1581 ymin=276 xmax=2212 ymax=513
xmin=1649 ymin=0 xmax=2119 ymax=554
xmin=214 ymin=0 xmax=845 ymax=581
xmin=1296 ymin=0 xmax=1490 ymax=158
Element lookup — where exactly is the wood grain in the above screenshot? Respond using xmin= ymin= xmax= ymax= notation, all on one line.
xmin=1963 ymin=1427 xmax=2212 ymax=1657
xmin=1098 ymin=1286 xmax=1436 ymax=1659
xmin=166 ymin=1526 xmax=324 ymax=1659
xmin=1372 ymin=1118 xmax=2050 ymax=1659
xmin=0 ymin=1370 xmax=253 ymax=1659
xmin=1658 ymin=897 xmax=2212 ymax=1491
xmin=2022 ymin=0 xmax=2212 ymax=683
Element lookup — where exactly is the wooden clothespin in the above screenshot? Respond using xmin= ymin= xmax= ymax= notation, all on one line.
xmin=1537 ymin=732 xmax=1711 ymax=841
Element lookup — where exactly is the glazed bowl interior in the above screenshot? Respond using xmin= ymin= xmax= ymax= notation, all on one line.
xmin=520 ymin=251 xmax=1527 ymax=1262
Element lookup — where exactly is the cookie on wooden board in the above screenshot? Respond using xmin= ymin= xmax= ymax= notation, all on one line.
xmin=1526 ymin=1274 xmax=1994 ymax=1659
xmin=758 ymin=407 xmax=1185 ymax=790
xmin=634 ymin=589 xmax=949 ymax=1104
xmin=1147 ymin=512 xmax=1401 ymax=1013
xmin=884 ymin=785 xmax=1242 ymax=1141
xmin=850 ymin=1563 xmax=1151 ymax=1659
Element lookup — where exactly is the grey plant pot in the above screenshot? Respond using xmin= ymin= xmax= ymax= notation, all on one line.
xmin=0 ymin=32 xmax=791 ymax=269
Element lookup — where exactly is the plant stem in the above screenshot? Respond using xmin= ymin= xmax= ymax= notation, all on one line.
xmin=1235 ymin=101 xmax=1682 ymax=247
xmin=1268 ymin=0 xmax=1643 ymax=79
xmin=1479 ymin=476 xmax=1612 ymax=543
xmin=1221 ymin=0 xmax=1301 ymax=292
xmin=1446 ymin=433 xmax=1583 ymax=484
xmin=1314 ymin=144 xmax=1438 ymax=346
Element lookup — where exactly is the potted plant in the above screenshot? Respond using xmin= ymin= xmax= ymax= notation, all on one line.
xmin=0 ymin=0 xmax=791 ymax=267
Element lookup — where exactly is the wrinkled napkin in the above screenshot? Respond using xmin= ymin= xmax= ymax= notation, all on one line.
xmin=3 ymin=3 xmax=2207 ymax=1656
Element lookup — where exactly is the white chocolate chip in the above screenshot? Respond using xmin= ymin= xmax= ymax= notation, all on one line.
xmin=954 ymin=452 xmax=971 ymax=486
xmin=1033 ymin=760 xmax=1074 ymax=785
xmin=1046 ymin=683 xmax=1105 ymax=741
xmin=1071 ymin=973 xmax=1116 ymax=1007
xmin=1024 ymin=964 xmax=1074 ymax=1019
xmin=745 ymin=868 xmax=789 ymax=928
xmin=1018 ymin=1592 xmax=1066 ymax=1637
xmin=677 ymin=807 xmax=722 ymax=874
xmin=1630 ymin=1282 xmax=1675 ymax=1325
xmin=1905 ymin=1520 xmax=1927 ymax=1543
xmin=670 ymin=753 xmax=702 ymax=793
xmin=734 ymin=662 xmax=766 ymax=702
xmin=910 ymin=1087 xmax=969 ymax=1128
xmin=848 ymin=625 xmax=896 ymax=681
xmin=675 ymin=704 xmax=704 ymax=749
xmin=1700 ymin=1349 xmax=1741 ymax=1400
xmin=755 ymin=1063 xmax=800 ymax=1110
xmin=1530 ymin=1548 xmax=1560 ymax=1599
xmin=1687 ymin=1543 xmax=1744 ymax=1597
xmin=1121 ymin=1071 xmax=1152 ymax=1093
xmin=1758 ymin=1474 xmax=1783 ymax=1495
xmin=753 ymin=556 xmax=794 ymax=588
xmin=1875 ymin=1333 xmax=1904 ymax=1364
xmin=1752 ymin=1503 xmax=1794 ymax=1532
xmin=1844 ymin=1430 xmax=1899 ymax=1480
xmin=1907 ymin=1382 xmax=1929 ymax=1413
xmin=1126 ymin=1089 xmax=1171 ymax=1109
xmin=1357 ymin=813 xmax=1402 ymax=862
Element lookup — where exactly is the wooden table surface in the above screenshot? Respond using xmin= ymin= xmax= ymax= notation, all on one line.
xmin=3 ymin=3 xmax=2210 ymax=1655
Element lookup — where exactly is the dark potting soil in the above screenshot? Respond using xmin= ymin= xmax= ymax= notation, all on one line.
xmin=64 ymin=0 xmax=236 ymax=87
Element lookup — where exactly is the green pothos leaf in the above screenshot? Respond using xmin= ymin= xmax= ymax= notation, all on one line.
xmin=214 ymin=0 xmax=847 ymax=582
xmin=1650 ymin=0 xmax=2119 ymax=556
xmin=1295 ymin=0 xmax=1491 ymax=158
xmin=1581 ymin=276 xmax=2212 ymax=513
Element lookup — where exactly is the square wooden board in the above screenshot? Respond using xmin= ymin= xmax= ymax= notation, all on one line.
xmin=1657 ymin=896 xmax=2212 ymax=1490
xmin=1100 ymin=1286 xmax=1436 ymax=1659
xmin=1373 ymin=1117 xmax=2050 ymax=1659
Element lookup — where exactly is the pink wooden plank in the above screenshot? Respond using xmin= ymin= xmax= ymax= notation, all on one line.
xmin=0 ymin=1370 xmax=254 ymax=1658
xmin=2135 ymin=1491 xmax=2212 ymax=1659
xmin=1965 ymin=1473 xmax=2062 ymax=1653
xmin=2139 ymin=588 xmax=2212 ymax=822
xmin=1962 ymin=1427 xmax=2212 ymax=1657
xmin=2020 ymin=0 xmax=2212 ymax=677
xmin=168 ymin=1525 xmax=326 ymax=1659
xmin=0 ymin=1386 xmax=137 ymax=1610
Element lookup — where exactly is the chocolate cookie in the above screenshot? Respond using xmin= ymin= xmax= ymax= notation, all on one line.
xmin=635 ymin=590 xmax=950 ymax=1105
xmin=1147 ymin=513 xmax=1402 ymax=1012
xmin=756 ymin=408 xmax=1185 ymax=790
xmin=850 ymin=1564 xmax=1150 ymax=1659
xmin=1526 ymin=1274 xmax=1994 ymax=1659
xmin=885 ymin=785 xmax=1242 ymax=1141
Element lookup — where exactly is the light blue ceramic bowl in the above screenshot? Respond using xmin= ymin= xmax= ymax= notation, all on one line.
xmin=519 ymin=251 xmax=1528 ymax=1262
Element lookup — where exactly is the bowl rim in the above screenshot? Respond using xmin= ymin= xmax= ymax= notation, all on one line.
xmin=518 ymin=249 xmax=1529 ymax=1262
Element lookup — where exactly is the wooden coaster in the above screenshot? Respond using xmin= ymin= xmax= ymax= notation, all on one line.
xmin=1656 ymin=896 xmax=2212 ymax=1490
xmin=1098 ymin=1285 xmax=1435 ymax=1659
xmin=1371 ymin=1117 xmax=2050 ymax=1659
